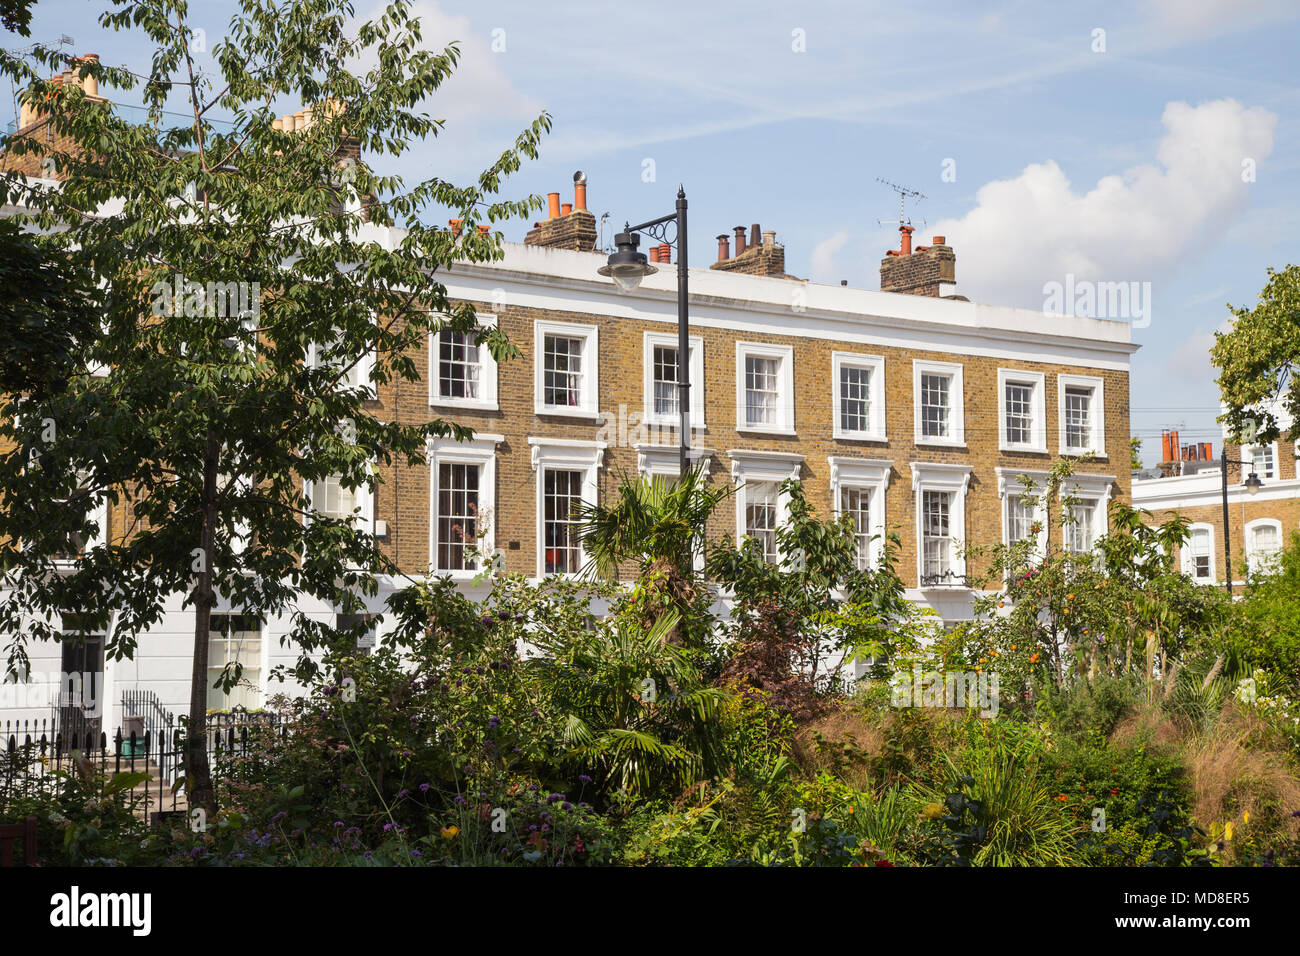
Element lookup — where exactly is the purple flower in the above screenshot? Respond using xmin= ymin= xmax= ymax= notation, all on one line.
xmin=578 ymin=775 xmax=592 ymax=784
xmin=397 ymin=788 xmax=411 ymax=798
xmin=454 ymin=795 xmax=467 ymax=806
xmin=419 ymin=783 xmax=432 ymax=793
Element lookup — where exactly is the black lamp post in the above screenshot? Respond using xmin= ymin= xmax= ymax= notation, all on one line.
xmin=598 ymin=187 xmax=691 ymax=480
xmin=1219 ymin=450 xmax=1264 ymax=595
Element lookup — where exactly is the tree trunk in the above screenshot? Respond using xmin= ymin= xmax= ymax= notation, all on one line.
xmin=187 ymin=430 xmax=219 ymax=819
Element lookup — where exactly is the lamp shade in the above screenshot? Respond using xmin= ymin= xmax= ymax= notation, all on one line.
xmin=597 ymin=231 xmax=657 ymax=292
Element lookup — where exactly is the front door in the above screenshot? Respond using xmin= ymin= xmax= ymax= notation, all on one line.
xmin=58 ymin=620 xmax=105 ymax=749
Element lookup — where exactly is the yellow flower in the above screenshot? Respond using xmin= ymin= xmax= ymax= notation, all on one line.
xmin=1224 ymin=821 xmax=1234 ymax=841
xmin=920 ymin=802 xmax=945 ymax=821
xmin=1243 ymin=811 xmax=1250 ymax=825
xmin=440 ymin=825 xmax=460 ymax=839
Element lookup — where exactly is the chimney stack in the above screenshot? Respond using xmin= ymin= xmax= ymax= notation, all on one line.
xmin=879 ymin=229 xmax=956 ymax=297
xmin=750 ymin=223 xmax=760 ymax=249
xmin=658 ymin=242 xmax=671 ymax=265
xmin=733 ymin=226 xmax=746 ymax=256
xmin=716 ymin=234 xmax=730 ymax=262
xmin=523 ymin=180 xmax=598 ymax=252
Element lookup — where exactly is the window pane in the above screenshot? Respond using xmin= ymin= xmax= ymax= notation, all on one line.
xmin=920 ymin=374 xmax=950 ymax=438
xmin=543 ymin=335 xmax=584 ymax=407
xmin=207 ymin=614 xmax=263 ymax=710
xmin=543 ymin=469 xmax=583 ymax=574
xmin=1005 ymin=382 xmax=1034 ymax=444
xmin=314 ymin=475 xmax=359 ymax=519
xmin=1007 ymin=495 xmax=1036 ymax=544
xmin=1065 ymin=387 xmax=1092 ymax=450
xmin=1189 ymin=528 xmax=1211 ymax=578
xmin=1250 ymin=445 xmax=1275 ymax=478
xmin=1066 ymin=502 xmax=1095 ymax=553
xmin=650 ymin=344 xmax=682 ymax=417
xmin=745 ymin=356 xmax=779 ymax=427
xmin=744 ymin=481 xmax=779 ymax=563
xmin=922 ymin=490 xmax=951 ymax=578
xmin=840 ymin=365 xmax=871 ymax=433
xmin=438 ymin=330 xmax=481 ymax=400
xmin=436 ymin=462 xmax=481 ymax=570
xmin=841 ymin=486 xmax=871 ymax=569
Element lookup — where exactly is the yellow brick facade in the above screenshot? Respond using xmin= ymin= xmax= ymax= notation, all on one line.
xmin=366 ymin=249 xmax=1134 ymax=608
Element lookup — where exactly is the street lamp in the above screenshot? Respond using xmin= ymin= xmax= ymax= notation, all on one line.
xmin=1220 ymin=451 xmax=1264 ymax=595
xmin=598 ymin=186 xmax=691 ymax=480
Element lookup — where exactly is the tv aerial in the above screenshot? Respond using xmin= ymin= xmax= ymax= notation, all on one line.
xmin=876 ymin=178 xmax=927 ymax=229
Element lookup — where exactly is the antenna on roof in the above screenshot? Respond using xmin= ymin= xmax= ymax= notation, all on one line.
xmin=875 ymin=178 xmax=927 ymax=229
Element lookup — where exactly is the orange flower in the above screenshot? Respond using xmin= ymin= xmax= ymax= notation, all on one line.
xmin=440 ymin=826 xmax=460 ymax=839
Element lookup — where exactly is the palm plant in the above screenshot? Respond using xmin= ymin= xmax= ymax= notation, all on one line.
xmin=532 ymin=610 xmax=730 ymax=795
xmin=573 ymin=466 xmax=730 ymax=647
xmin=929 ymin=734 xmax=1081 ymax=866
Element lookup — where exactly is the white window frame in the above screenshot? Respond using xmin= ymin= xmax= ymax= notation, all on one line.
xmin=206 ymin=612 xmax=264 ymax=711
xmin=304 ymin=466 xmax=376 ymax=533
xmin=635 ymin=444 xmax=713 ymax=481
xmin=1242 ymin=442 xmax=1278 ymax=481
xmin=428 ymin=434 xmax=502 ymax=579
xmin=735 ymin=342 xmax=795 ymax=436
xmin=636 ymin=444 xmax=714 ymax=572
xmin=1245 ymin=517 xmax=1283 ymax=575
xmin=829 ymin=456 xmax=891 ymax=569
xmin=997 ymin=369 xmax=1047 ymax=453
xmin=1057 ymin=374 xmax=1105 ymax=457
xmin=832 ymin=352 xmax=887 ymax=441
xmin=1058 ymin=473 xmax=1115 ymax=555
xmin=912 ymin=360 xmax=965 ymax=447
xmin=642 ymin=331 xmax=705 ymax=429
xmin=1181 ymin=522 xmax=1216 ymax=583
xmin=308 ymin=327 xmax=377 ymax=400
xmin=534 ymin=320 xmax=600 ymax=419
xmin=529 ymin=438 xmax=605 ymax=577
xmin=429 ymin=313 xmax=499 ymax=411
xmin=909 ymin=462 xmax=972 ymax=588
xmin=730 ymin=450 xmax=803 ymax=563
xmin=995 ymin=467 xmax=1049 ymax=558
xmin=51 ymin=476 xmax=107 ymax=567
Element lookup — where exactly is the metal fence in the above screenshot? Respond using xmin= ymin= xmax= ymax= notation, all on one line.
xmin=1 ymin=692 xmax=285 ymax=822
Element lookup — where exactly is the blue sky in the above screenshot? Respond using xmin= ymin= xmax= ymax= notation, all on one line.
xmin=6 ymin=0 xmax=1298 ymax=464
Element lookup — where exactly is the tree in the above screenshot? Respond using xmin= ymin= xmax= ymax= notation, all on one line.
xmin=707 ymin=480 xmax=920 ymax=718
xmin=0 ymin=0 xmax=35 ymax=36
xmin=0 ymin=0 xmax=548 ymax=815
xmin=1213 ymin=264 xmax=1300 ymax=444
xmin=573 ymin=467 xmax=730 ymax=648
xmin=0 ymin=219 xmax=103 ymax=401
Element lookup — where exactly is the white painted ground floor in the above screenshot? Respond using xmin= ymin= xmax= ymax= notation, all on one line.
xmin=0 ymin=576 xmax=985 ymax=736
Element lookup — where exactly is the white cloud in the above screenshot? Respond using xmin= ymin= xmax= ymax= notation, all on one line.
xmin=929 ymin=99 xmax=1276 ymax=312
xmin=809 ymin=229 xmax=851 ymax=284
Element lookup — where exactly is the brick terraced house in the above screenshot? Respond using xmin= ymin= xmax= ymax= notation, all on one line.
xmin=1134 ymin=412 xmax=1300 ymax=588
xmin=1 ymin=80 xmax=1137 ymax=729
